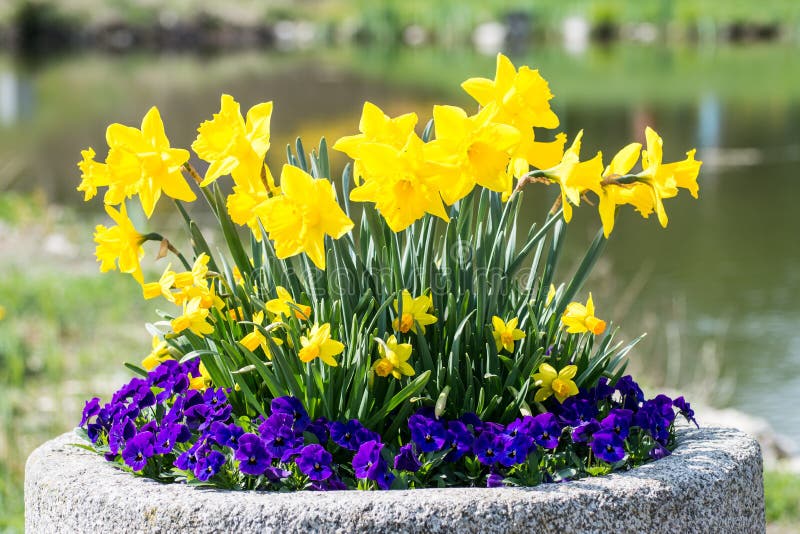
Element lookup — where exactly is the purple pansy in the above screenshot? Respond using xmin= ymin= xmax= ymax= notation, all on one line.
xmin=271 ymin=396 xmax=311 ymax=431
xmin=600 ymin=409 xmax=633 ymax=440
xmin=408 ymin=414 xmax=447 ymax=453
xmin=591 ymin=431 xmax=626 ymax=463
xmin=330 ymin=419 xmax=377 ymax=451
xmin=122 ymin=431 xmax=154 ymax=471
xmin=296 ymin=444 xmax=333 ymax=481
xmin=473 ymin=431 xmax=505 ymax=465
xmin=393 ymin=443 xmax=421 ymax=472
xmin=195 ymin=450 xmax=226 ymax=481
xmin=530 ymin=413 xmax=561 ymax=449
xmin=353 ymin=440 xmax=394 ymax=490
xmin=235 ymin=433 xmax=273 ymax=476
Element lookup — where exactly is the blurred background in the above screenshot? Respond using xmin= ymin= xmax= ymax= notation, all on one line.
xmin=1 ymin=0 xmax=799 ymax=530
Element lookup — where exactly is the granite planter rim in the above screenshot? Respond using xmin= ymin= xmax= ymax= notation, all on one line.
xmin=26 ymin=425 xmax=765 ymax=533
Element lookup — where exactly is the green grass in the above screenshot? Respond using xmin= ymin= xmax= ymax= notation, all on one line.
xmin=765 ymin=470 xmax=800 ymax=525
xmin=0 ymin=195 xmax=153 ymax=531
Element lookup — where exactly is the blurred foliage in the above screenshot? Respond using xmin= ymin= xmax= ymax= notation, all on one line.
xmin=765 ymin=470 xmax=800 ymax=525
xmin=0 ymin=194 xmax=152 ymax=531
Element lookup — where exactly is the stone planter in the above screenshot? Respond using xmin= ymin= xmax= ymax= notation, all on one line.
xmin=26 ymin=426 xmax=764 ymax=533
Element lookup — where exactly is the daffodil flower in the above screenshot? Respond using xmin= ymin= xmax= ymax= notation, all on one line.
xmin=540 ymin=130 xmax=604 ymax=222
xmin=238 ymin=311 xmax=282 ymax=358
xmin=533 ymin=363 xmax=579 ymax=403
xmin=491 ymin=316 xmax=526 ymax=353
xmin=266 ymin=286 xmax=312 ymax=320
xmin=191 ymin=94 xmax=273 ymax=189
xmin=333 ymin=101 xmax=418 ymax=185
xmin=260 ymin=165 xmax=354 ymax=270
xmin=428 ymin=103 xmax=520 ymax=203
xmin=372 ymin=335 xmax=415 ymax=379
xmin=142 ymin=263 xmax=176 ymax=302
xmin=561 ymin=293 xmax=606 ymax=335
xmin=349 ymin=134 xmax=452 ymax=232
xmin=461 ymin=52 xmax=559 ymax=131
xmin=189 ymin=362 xmax=211 ymax=391
xmin=104 ymin=106 xmax=194 ymax=217
xmin=298 ymin=323 xmax=344 ymax=367
xmin=171 ymin=297 xmax=215 ymax=337
xmin=141 ymin=336 xmax=173 ymax=371
xmin=173 ymin=254 xmax=210 ymax=289
xmin=392 ymin=290 xmax=437 ymax=334
xmin=76 ymin=147 xmax=109 ymax=202
xmin=94 ymin=203 xmax=145 ymax=283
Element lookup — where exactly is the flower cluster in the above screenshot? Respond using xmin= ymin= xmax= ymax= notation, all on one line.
xmin=75 ymin=53 xmax=702 ymax=493
xmin=80 ymin=359 xmax=695 ymax=490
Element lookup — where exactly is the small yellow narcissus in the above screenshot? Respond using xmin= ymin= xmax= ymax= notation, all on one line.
xmin=171 ymin=297 xmax=215 ymax=337
xmin=189 ymin=362 xmax=211 ymax=391
xmin=533 ymin=363 xmax=579 ymax=403
xmin=142 ymin=263 xmax=176 ymax=302
xmin=392 ymin=290 xmax=437 ymax=334
xmin=491 ymin=316 xmax=526 ymax=353
xmin=298 ymin=323 xmax=344 ymax=367
xmin=266 ymin=286 xmax=312 ymax=320
xmin=372 ymin=335 xmax=415 ymax=380
xmin=141 ymin=336 xmax=173 ymax=371
xmin=0 ymin=305 xmax=5 ymax=321
xmin=561 ymin=293 xmax=606 ymax=335
xmin=93 ymin=203 xmax=145 ymax=283
xmin=238 ymin=311 xmax=283 ymax=358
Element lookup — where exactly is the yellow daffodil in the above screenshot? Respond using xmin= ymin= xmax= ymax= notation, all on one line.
xmin=176 ymin=282 xmax=225 ymax=311
xmin=93 ymin=203 xmax=145 ymax=283
xmin=142 ymin=263 xmax=176 ymax=302
xmin=232 ymin=266 xmax=244 ymax=286
xmin=332 ymin=101 xmax=418 ymax=184
xmin=173 ymin=253 xmax=210 ymax=289
xmin=191 ymin=94 xmax=273 ymax=188
xmin=0 ymin=305 xmax=6 ymax=321
xmin=598 ymin=129 xmax=702 ymax=236
xmin=104 ymin=106 xmax=194 ymax=217
xmin=171 ymin=296 xmax=215 ymax=337
xmin=461 ymin=52 xmax=559 ymax=130
xmin=76 ymin=147 xmax=109 ymax=201
xmin=392 ymin=290 xmax=437 ymax=334
xmin=429 ymin=104 xmax=521 ymax=203
xmin=545 ymin=284 xmax=556 ymax=306
xmin=372 ymin=335 xmax=415 ymax=379
xmin=189 ymin=362 xmax=211 ymax=391
xmin=238 ymin=311 xmax=282 ymax=358
xmin=561 ymin=293 xmax=606 ymax=335
xmin=141 ymin=336 xmax=173 ymax=371
xmin=266 ymin=286 xmax=312 ymax=320
xmin=541 ymin=130 xmax=603 ymax=222
xmin=491 ymin=316 xmax=526 ymax=353
xmin=598 ymin=142 xmax=648 ymax=237
xmin=260 ymin=165 xmax=354 ymax=270
xmin=298 ymin=323 xmax=344 ymax=367
xmin=350 ymin=134 xmax=452 ymax=232
xmin=461 ymin=53 xmax=568 ymax=185
xmin=533 ymin=363 xmax=579 ymax=403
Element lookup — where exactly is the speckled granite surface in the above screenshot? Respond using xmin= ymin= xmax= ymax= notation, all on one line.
xmin=25 ymin=426 xmax=765 ymax=534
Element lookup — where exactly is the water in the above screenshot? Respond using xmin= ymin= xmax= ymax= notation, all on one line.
xmin=1 ymin=45 xmax=799 ymax=443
